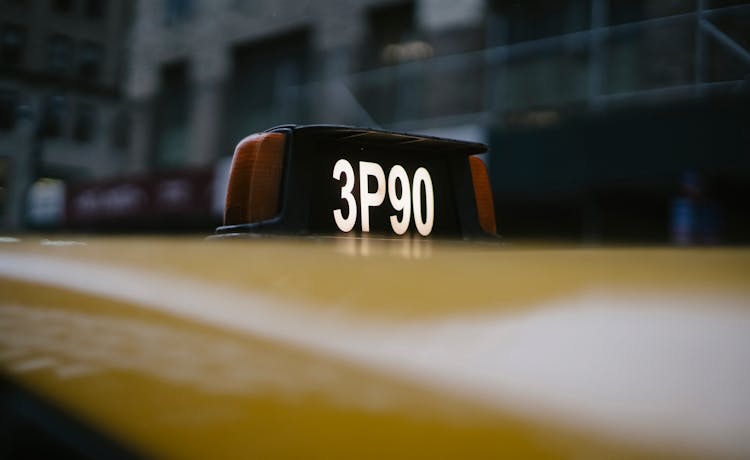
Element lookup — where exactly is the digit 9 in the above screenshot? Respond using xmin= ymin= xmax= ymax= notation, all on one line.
xmin=388 ymin=165 xmax=411 ymax=235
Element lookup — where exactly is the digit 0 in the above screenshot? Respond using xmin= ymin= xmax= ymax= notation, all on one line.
xmin=412 ymin=167 xmax=434 ymax=236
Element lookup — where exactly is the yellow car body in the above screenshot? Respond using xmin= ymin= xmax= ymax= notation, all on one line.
xmin=1 ymin=236 xmax=749 ymax=459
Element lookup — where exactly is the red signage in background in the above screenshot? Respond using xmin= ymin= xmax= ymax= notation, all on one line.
xmin=66 ymin=168 xmax=216 ymax=230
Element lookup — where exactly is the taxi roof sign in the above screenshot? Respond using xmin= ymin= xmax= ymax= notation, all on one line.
xmin=215 ymin=125 xmax=496 ymax=238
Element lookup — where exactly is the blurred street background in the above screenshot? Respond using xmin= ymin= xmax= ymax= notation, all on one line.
xmin=1 ymin=0 xmax=748 ymax=243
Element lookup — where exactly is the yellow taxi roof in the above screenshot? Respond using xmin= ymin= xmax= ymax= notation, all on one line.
xmin=1 ymin=236 xmax=749 ymax=459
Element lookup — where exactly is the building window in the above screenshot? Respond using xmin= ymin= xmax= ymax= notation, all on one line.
xmin=1 ymin=23 xmax=26 ymax=67
xmin=85 ymin=0 xmax=106 ymax=18
xmin=608 ymin=0 xmax=696 ymax=25
xmin=0 ymin=157 xmax=7 ymax=218
xmin=73 ymin=103 xmax=95 ymax=142
xmin=366 ymin=2 xmax=416 ymax=68
xmin=47 ymin=34 xmax=73 ymax=75
xmin=42 ymin=95 xmax=68 ymax=138
xmin=488 ymin=0 xmax=591 ymax=44
xmin=361 ymin=4 xmax=424 ymax=124
xmin=164 ymin=0 xmax=193 ymax=25
xmin=153 ymin=62 xmax=191 ymax=169
xmin=78 ymin=40 xmax=103 ymax=81
xmin=228 ymin=31 xmax=309 ymax=142
xmin=52 ymin=0 xmax=74 ymax=14
xmin=0 ymin=89 xmax=19 ymax=131
xmin=110 ymin=109 xmax=130 ymax=149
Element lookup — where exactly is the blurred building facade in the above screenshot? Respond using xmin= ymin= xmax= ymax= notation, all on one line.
xmin=3 ymin=0 xmax=747 ymax=240
xmin=0 ymin=0 xmax=133 ymax=229
xmin=123 ymin=0 xmax=749 ymax=241
xmin=126 ymin=0 xmax=494 ymax=172
xmin=126 ymin=0 xmax=749 ymax=162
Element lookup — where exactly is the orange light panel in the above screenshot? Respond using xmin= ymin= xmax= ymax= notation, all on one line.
xmin=469 ymin=156 xmax=497 ymax=235
xmin=224 ymin=133 xmax=285 ymax=226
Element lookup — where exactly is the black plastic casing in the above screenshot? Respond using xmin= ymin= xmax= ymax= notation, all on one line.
xmin=214 ymin=124 xmax=490 ymax=239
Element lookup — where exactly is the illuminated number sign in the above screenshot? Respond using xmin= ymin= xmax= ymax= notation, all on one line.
xmin=216 ymin=125 xmax=496 ymax=239
xmin=332 ymin=160 xmax=434 ymax=236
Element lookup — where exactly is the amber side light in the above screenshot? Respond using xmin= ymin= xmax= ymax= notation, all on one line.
xmin=469 ymin=156 xmax=497 ymax=235
xmin=224 ymin=133 xmax=286 ymax=226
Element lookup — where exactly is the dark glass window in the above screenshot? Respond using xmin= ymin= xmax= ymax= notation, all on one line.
xmin=489 ymin=0 xmax=590 ymax=44
xmin=73 ymin=103 xmax=95 ymax=142
xmin=0 ymin=157 xmax=6 ymax=217
xmin=153 ymin=62 xmax=191 ymax=168
xmin=228 ymin=31 xmax=309 ymax=142
xmin=85 ymin=0 xmax=106 ymax=18
xmin=710 ymin=0 xmax=750 ymax=6
xmin=361 ymin=4 xmax=423 ymax=123
xmin=52 ymin=0 xmax=73 ymax=13
xmin=42 ymin=95 xmax=68 ymax=138
xmin=609 ymin=0 xmax=695 ymax=25
xmin=608 ymin=0 xmax=645 ymax=25
xmin=0 ymin=89 xmax=19 ymax=131
xmin=110 ymin=109 xmax=130 ymax=149
xmin=47 ymin=34 xmax=73 ymax=75
xmin=164 ymin=0 xmax=193 ymax=24
xmin=78 ymin=40 xmax=103 ymax=81
xmin=366 ymin=2 xmax=415 ymax=67
xmin=1 ymin=23 xmax=26 ymax=67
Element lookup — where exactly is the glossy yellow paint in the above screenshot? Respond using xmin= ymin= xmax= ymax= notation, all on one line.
xmin=1 ymin=236 xmax=749 ymax=459
xmin=4 ymin=236 xmax=750 ymax=319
